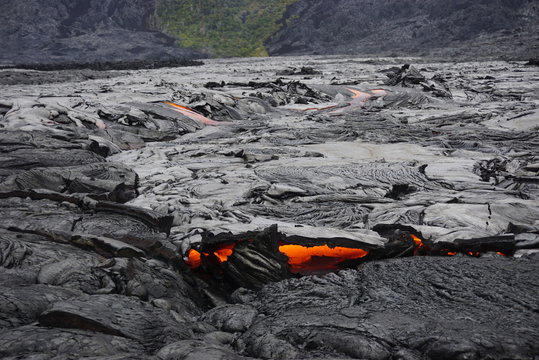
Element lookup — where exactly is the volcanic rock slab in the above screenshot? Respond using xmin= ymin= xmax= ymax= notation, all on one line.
xmin=239 ymin=257 xmax=539 ymax=360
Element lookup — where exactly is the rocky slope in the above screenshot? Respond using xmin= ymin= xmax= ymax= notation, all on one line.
xmin=267 ymin=0 xmax=539 ymax=59
xmin=0 ymin=0 xmax=203 ymax=67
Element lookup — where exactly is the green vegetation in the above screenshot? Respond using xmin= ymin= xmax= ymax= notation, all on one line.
xmin=155 ymin=0 xmax=297 ymax=57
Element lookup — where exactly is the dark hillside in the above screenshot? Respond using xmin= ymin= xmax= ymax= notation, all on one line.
xmin=1 ymin=0 xmax=537 ymax=65
xmin=266 ymin=0 xmax=539 ymax=59
xmin=0 ymin=0 xmax=203 ymax=67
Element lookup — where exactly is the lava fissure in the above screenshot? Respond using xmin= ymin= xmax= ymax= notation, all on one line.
xmin=278 ymin=243 xmax=369 ymax=272
xmin=185 ymin=228 xmax=522 ymax=288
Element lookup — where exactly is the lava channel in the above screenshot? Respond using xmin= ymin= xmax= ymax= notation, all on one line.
xmin=278 ymin=244 xmax=369 ymax=273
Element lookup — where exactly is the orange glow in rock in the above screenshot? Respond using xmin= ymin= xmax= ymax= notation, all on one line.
xmin=346 ymin=88 xmax=372 ymax=101
xmin=163 ymin=101 xmax=223 ymax=125
xmin=410 ymin=234 xmax=423 ymax=246
xmin=213 ymin=244 xmax=235 ymax=263
xmin=185 ymin=243 xmax=236 ymax=269
xmin=279 ymin=244 xmax=368 ymax=272
xmin=186 ymin=249 xmax=202 ymax=269
xmin=410 ymin=234 xmax=428 ymax=253
xmin=370 ymin=89 xmax=388 ymax=97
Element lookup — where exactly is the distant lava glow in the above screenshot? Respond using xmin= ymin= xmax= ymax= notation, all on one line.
xmin=278 ymin=244 xmax=369 ymax=272
xmin=346 ymin=88 xmax=373 ymax=101
xmin=163 ymin=101 xmax=223 ymax=125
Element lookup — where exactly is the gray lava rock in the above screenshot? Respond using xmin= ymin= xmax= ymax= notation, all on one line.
xmin=157 ymin=339 xmax=252 ymax=360
xmin=0 ymin=325 xmax=146 ymax=359
xmin=201 ymin=304 xmax=258 ymax=333
xmin=38 ymin=294 xmax=191 ymax=352
xmin=240 ymin=257 xmax=539 ymax=359
xmin=0 ymin=54 xmax=538 ymax=360
xmin=0 ymin=284 xmax=80 ymax=328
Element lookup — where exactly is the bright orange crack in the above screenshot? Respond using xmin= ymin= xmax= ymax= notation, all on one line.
xmin=279 ymin=244 xmax=368 ymax=272
xmin=410 ymin=234 xmax=428 ymax=255
xmin=185 ymin=243 xmax=236 ymax=269
xmin=163 ymin=101 xmax=223 ymax=125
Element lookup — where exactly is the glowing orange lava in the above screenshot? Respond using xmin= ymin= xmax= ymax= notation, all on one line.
xmin=186 ymin=249 xmax=202 ymax=268
xmin=410 ymin=234 xmax=428 ymax=255
xmin=163 ymin=101 xmax=223 ymax=125
xmin=410 ymin=234 xmax=423 ymax=247
xmin=185 ymin=244 xmax=236 ymax=269
xmin=279 ymin=244 xmax=368 ymax=272
xmin=213 ymin=245 xmax=235 ymax=263
xmin=346 ymin=88 xmax=372 ymax=101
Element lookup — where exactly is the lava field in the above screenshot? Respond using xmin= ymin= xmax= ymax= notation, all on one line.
xmin=0 ymin=56 xmax=538 ymax=359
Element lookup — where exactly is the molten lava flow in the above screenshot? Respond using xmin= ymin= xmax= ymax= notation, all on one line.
xmin=163 ymin=101 xmax=223 ymax=125
xmin=346 ymin=88 xmax=372 ymax=101
xmin=186 ymin=249 xmax=202 ymax=269
xmin=213 ymin=244 xmax=235 ymax=263
xmin=185 ymin=243 xmax=236 ymax=269
xmin=410 ymin=234 xmax=427 ymax=255
xmin=370 ymin=89 xmax=388 ymax=97
xmin=410 ymin=234 xmax=423 ymax=247
xmin=440 ymin=249 xmax=510 ymax=257
xmin=279 ymin=244 xmax=368 ymax=272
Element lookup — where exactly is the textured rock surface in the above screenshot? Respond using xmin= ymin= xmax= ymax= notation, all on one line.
xmin=240 ymin=257 xmax=539 ymax=359
xmin=0 ymin=56 xmax=538 ymax=358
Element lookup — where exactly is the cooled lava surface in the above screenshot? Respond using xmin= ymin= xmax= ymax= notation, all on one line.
xmin=0 ymin=56 xmax=538 ymax=359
